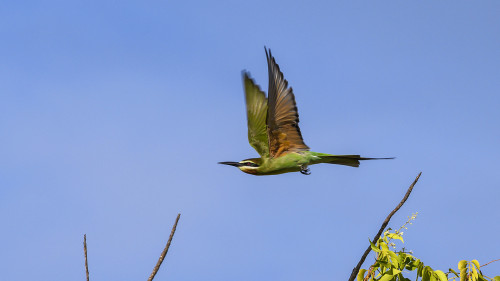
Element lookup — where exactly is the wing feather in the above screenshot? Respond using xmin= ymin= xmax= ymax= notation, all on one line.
xmin=265 ymin=48 xmax=309 ymax=157
xmin=243 ymin=72 xmax=270 ymax=158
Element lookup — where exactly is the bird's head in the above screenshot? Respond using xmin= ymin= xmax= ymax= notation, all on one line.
xmin=218 ymin=158 xmax=261 ymax=174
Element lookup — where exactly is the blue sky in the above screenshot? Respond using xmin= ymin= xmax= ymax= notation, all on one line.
xmin=1 ymin=1 xmax=499 ymax=280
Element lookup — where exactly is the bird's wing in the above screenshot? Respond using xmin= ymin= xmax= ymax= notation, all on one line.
xmin=265 ymin=48 xmax=309 ymax=158
xmin=243 ymin=72 xmax=270 ymax=158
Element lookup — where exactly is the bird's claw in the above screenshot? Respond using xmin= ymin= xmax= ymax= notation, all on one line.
xmin=300 ymin=165 xmax=311 ymax=175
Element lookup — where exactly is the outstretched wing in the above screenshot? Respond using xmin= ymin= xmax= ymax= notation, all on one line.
xmin=265 ymin=48 xmax=309 ymax=158
xmin=243 ymin=72 xmax=270 ymax=158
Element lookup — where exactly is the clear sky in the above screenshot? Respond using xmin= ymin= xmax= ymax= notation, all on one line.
xmin=1 ymin=1 xmax=499 ymax=280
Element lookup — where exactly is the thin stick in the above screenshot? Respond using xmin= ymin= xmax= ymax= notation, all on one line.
xmin=84 ymin=234 xmax=90 ymax=281
xmin=348 ymin=172 xmax=422 ymax=281
xmin=147 ymin=213 xmax=181 ymax=281
xmin=481 ymin=259 xmax=500 ymax=268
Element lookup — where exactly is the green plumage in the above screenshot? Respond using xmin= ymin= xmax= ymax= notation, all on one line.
xmin=246 ymin=152 xmax=389 ymax=175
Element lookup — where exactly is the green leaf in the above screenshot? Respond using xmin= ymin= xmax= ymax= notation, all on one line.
xmin=493 ymin=276 xmax=500 ymax=281
xmin=398 ymin=254 xmax=407 ymax=266
xmin=449 ymin=268 xmax=459 ymax=277
xmin=379 ymin=273 xmax=395 ymax=281
xmin=387 ymin=251 xmax=400 ymax=268
xmin=417 ymin=261 xmax=424 ymax=277
xmin=471 ymin=265 xmax=478 ymax=281
xmin=434 ymin=270 xmax=448 ymax=281
xmin=405 ymin=263 xmax=418 ymax=271
xmin=357 ymin=269 xmax=367 ymax=281
xmin=369 ymin=239 xmax=381 ymax=253
xmin=392 ymin=269 xmax=401 ymax=275
xmin=380 ymin=242 xmax=390 ymax=252
xmin=460 ymin=268 xmax=467 ymax=281
xmin=401 ymin=255 xmax=417 ymax=270
xmin=458 ymin=260 xmax=468 ymax=271
xmin=378 ymin=260 xmax=391 ymax=269
xmin=386 ymin=233 xmax=404 ymax=243
xmin=471 ymin=260 xmax=482 ymax=275
xmin=422 ymin=266 xmax=432 ymax=281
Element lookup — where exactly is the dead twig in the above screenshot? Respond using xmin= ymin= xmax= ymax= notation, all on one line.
xmin=84 ymin=234 xmax=90 ymax=281
xmin=348 ymin=172 xmax=422 ymax=281
xmin=147 ymin=213 xmax=181 ymax=281
xmin=481 ymin=259 xmax=500 ymax=268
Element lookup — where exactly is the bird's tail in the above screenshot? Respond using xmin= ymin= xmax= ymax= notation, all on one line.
xmin=315 ymin=155 xmax=394 ymax=167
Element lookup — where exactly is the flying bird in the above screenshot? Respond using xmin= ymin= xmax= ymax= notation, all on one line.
xmin=219 ymin=48 xmax=393 ymax=175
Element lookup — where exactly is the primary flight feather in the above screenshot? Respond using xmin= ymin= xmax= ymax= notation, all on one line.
xmin=219 ymin=48 xmax=392 ymax=175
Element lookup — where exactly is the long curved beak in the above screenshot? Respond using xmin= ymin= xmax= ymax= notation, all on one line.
xmin=218 ymin=161 xmax=242 ymax=167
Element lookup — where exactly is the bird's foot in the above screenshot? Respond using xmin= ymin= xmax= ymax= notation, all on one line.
xmin=300 ymin=165 xmax=311 ymax=175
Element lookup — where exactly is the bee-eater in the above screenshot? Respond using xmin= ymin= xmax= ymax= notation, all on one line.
xmin=219 ymin=48 xmax=393 ymax=175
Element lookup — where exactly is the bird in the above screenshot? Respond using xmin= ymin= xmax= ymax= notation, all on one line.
xmin=219 ymin=48 xmax=393 ymax=175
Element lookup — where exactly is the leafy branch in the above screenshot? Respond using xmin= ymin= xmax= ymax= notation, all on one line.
xmin=357 ymin=228 xmax=500 ymax=281
xmin=348 ymin=172 xmax=422 ymax=281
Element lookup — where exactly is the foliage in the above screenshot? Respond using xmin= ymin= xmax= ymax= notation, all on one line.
xmin=357 ymin=213 xmax=499 ymax=281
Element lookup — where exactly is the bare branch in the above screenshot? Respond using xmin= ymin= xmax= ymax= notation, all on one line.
xmin=84 ymin=234 xmax=90 ymax=281
xmin=147 ymin=213 xmax=181 ymax=281
xmin=348 ymin=172 xmax=422 ymax=281
xmin=481 ymin=259 xmax=500 ymax=268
